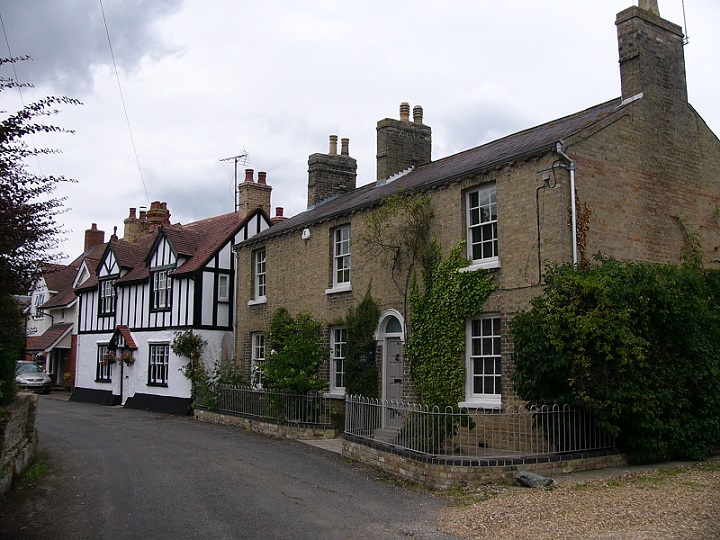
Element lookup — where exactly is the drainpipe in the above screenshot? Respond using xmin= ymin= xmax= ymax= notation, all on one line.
xmin=556 ymin=142 xmax=578 ymax=267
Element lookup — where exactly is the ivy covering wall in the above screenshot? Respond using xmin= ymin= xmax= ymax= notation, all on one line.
xmin=406 ymin=242 xmax=496 ymax=409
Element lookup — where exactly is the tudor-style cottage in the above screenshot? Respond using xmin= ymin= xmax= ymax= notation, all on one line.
xmin=72 ymin=172 xmax=275 ymax=414
xmin=233 ymin=2 xmax=720 ymax=410
xmin=24 ymin=224 xmax=107 ymax=389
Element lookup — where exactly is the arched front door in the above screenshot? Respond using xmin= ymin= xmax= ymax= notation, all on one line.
xmin=378 ymin=312 xmax=405 ymax=402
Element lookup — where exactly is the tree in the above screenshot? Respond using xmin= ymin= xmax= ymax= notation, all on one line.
xmin=0 ymin=57 xmax=79 ymax=405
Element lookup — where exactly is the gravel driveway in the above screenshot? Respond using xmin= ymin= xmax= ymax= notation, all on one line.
xmin=436 ymin=461 xmax=720 ymax=540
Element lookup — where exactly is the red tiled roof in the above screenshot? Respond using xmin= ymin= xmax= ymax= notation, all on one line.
xmin=112 ymin=325 xmax=138 ymax=350
xmin=25 ymin=323 xmax=73 ymax=352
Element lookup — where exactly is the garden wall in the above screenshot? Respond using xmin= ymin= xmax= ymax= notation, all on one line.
xmin=194 ymin=409 xmax=338 ymax=440
xmin=0 ymin=393 xmax=39 ymax=497
xmin=343 ymin=434 xmax=627 ymax=490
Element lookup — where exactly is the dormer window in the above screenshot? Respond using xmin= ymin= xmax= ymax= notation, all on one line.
xmin=151 ymin=269 xmax=172 ymax=311
xmin=99 ymin=279 xmax=115 ymax=316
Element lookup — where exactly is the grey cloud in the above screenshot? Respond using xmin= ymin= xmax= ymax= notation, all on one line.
xmin=0 ymin=0 xmax=183 ymax=94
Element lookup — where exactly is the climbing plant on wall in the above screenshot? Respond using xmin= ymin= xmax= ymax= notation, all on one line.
xmin=406 ymin=242 xmax=496 ymax=409
xmin=344 ymin=286 xmax=381 ymax=398
xmin=360 ymin=192 xmax=434 ymax=334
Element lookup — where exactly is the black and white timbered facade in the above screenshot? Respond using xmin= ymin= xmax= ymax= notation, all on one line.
xmin=73 ymin=208 xmax=270 ymax=414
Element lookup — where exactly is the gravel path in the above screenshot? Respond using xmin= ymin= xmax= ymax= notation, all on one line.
xmin=436 ymin=461 xmax=720 ymax=540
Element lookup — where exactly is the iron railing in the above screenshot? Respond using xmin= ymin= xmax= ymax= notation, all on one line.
xmin=344 ymin=395 xmax=615 ymax=459
xmin=201 ymin=384 xmax=334 ymax=427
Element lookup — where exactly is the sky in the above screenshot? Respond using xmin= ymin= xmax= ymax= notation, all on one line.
xmin=1 ymin=0 xmax=719 ymax=262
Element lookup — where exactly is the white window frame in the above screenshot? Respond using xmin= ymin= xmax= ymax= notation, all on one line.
xmin=218 ymin=274 xmax=230 ymax=303
xmin=148 ymin=343 xmax=170 ymax=386
xmin=96 ymin=344 xmax=112 ymax=382
xmin=460 ymin=315 xmax=502 ymax=409
xmin=152 ymin=269 xmax=171 ymax=310
xmin=99 ymin=279 xmax=115 ymax=315
xmin=33 ymin=293 xmax=45 ymax=319
xmin=326 ymin=225 xmax=351 ymax=294
xmin=328 ymin=326 xmax=347 ymax=396
xmin=250 ymin=333 xmax=266 ymax=388
xmin=250 ymin=249 xmax=267 ymax=304
xmin=463 ymin=184 xmax=500 ymax=271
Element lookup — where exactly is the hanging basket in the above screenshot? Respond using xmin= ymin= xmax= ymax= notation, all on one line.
xmin=102 ymin=351 xmax=117 ymax=364
xmin=120 ymin=351 xmax=136 ymax=365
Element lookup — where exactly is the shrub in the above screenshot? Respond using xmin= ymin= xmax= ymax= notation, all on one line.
xmin=345 ymin=287 xmax=381 ymax=397
xmin=511 ymin=258 xmax=720 ymax=462
xmin=265 ymin=308 xmax=327 ymax=394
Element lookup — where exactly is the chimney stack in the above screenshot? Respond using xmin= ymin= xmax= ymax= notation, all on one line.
xmin=376 ymin=102 xmax=432 ymax=181
xmin=271 ymin=207 xmax=288 ymax=225
xmin=616 ymin=2 xmax=687 ymax=116
xmin=307 ymin=135 xmax=357 ymax=208
xmin=238 ymin=169 xmax=272 ymax=216
xmin=147 ymin=201 xmax=171 ymax=229
xmin=84 ymin=223 xmax=105 ymax=252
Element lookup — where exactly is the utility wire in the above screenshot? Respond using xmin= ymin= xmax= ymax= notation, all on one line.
xmin=99 ymin=0 xmax=150 ymax=203
xmin=0 ymin=9 xmax=45 ymax=177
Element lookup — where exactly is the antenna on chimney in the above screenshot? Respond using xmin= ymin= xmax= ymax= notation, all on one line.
xmin=220 ymin=149 xmax=250 ymax=212
xmin=681 ymin=0 xmax=690 ymax=45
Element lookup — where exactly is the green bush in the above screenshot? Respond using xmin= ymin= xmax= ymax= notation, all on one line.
xmin=511 ymin=258 xmax=720 ymax=462
xmin=345 ymin=287 xmax=381 ymax=397
xmin=265 ymin=308 xmax=327 ymax=394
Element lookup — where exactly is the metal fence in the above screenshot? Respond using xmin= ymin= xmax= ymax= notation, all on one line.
xmin=201 ymin=384 xmax=334 ymax=427
xmin=344 ymin=395 xmax=615 ymax=459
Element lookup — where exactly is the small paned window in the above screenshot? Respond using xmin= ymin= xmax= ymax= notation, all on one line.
xmin=152 ymin=270 xmax=171 ymax=311
xmin=465 ymin=315 xmax=502 ymax=408
xmin=99 ymin=280 xmax=115 ymax=315
xmin=148 ymin=344 xmax=170 ymax=386
xmin=96 ymin=344 xmax=112 ymax=382
xmin=467 ymin=184 xmax=498 ymax=266
xmin=254 ymin=250 xmax=266 ymax=300
xmin=33 ymin=293 xmax=45 ymax=319
xmin=330 ymin=327 xmax=347 ymax=394
xmin=333 ymin=225 xmax=351 ymax=287
xmin=250 ymin=333 xmax=266 ymax=388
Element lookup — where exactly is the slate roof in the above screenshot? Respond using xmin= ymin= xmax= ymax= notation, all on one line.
xmin=239 ymin=98 xmax=625 ymax=246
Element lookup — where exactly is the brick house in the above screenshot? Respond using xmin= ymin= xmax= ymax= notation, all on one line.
xmin=233 ymin=2 xmax=720 ymax=409
xmin=71 ymin=173 xmax=277 ymax=414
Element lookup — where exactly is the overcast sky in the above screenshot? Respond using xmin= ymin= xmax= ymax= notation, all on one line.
xmin=2 ymin=0 xmax=719 ymax=261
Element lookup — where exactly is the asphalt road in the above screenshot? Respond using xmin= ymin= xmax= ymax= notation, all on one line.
xmin=0 ymin=394 xmax=459 ymax=540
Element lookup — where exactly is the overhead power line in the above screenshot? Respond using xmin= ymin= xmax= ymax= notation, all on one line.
xmin=99 ymin=0 xmax=150 ymax=203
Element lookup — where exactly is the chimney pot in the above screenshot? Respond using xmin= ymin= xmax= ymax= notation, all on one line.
xmin=413 ymin=105 xmax=424 ymax=124
xmin=329 ymin=135 xmax=338 ymax=155
xmin=244 ymin=169 xmax=254 ymax=183
xmin=139 ymin=209 xmax=147 ymax=221
xmin=276 ymin=207 xmax=284 ymax=217
xmin=258 ymin=171 xmax=267 ymax=185
xmin=399 ymin=102 xmax=410 ymax=121
xmin=84 ymin=222 xmax=105 ymax=251
xmin=128 ymin=208 xmax=137 ymax=219
xmin=341 ymin=138 xmax=350 ymax=156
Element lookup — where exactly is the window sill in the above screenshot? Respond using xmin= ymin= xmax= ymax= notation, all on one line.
xmin=247 ymin=297 xmax=267 ymax=306
xmin=95 ymin=379 xmax=112 ymax=383
xmin=459 ymin=259 xmax=500 ymax=273
xmin=147 ymin=382 xmax=169 ymax=388
xmin=459 ymin=399 xmax=501 ymax=410
xmin=325 ymin=284 xmax=352 ymax=295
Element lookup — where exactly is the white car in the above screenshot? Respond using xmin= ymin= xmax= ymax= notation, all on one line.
xmin=15 ymin=361 xmax=52 ymax=394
